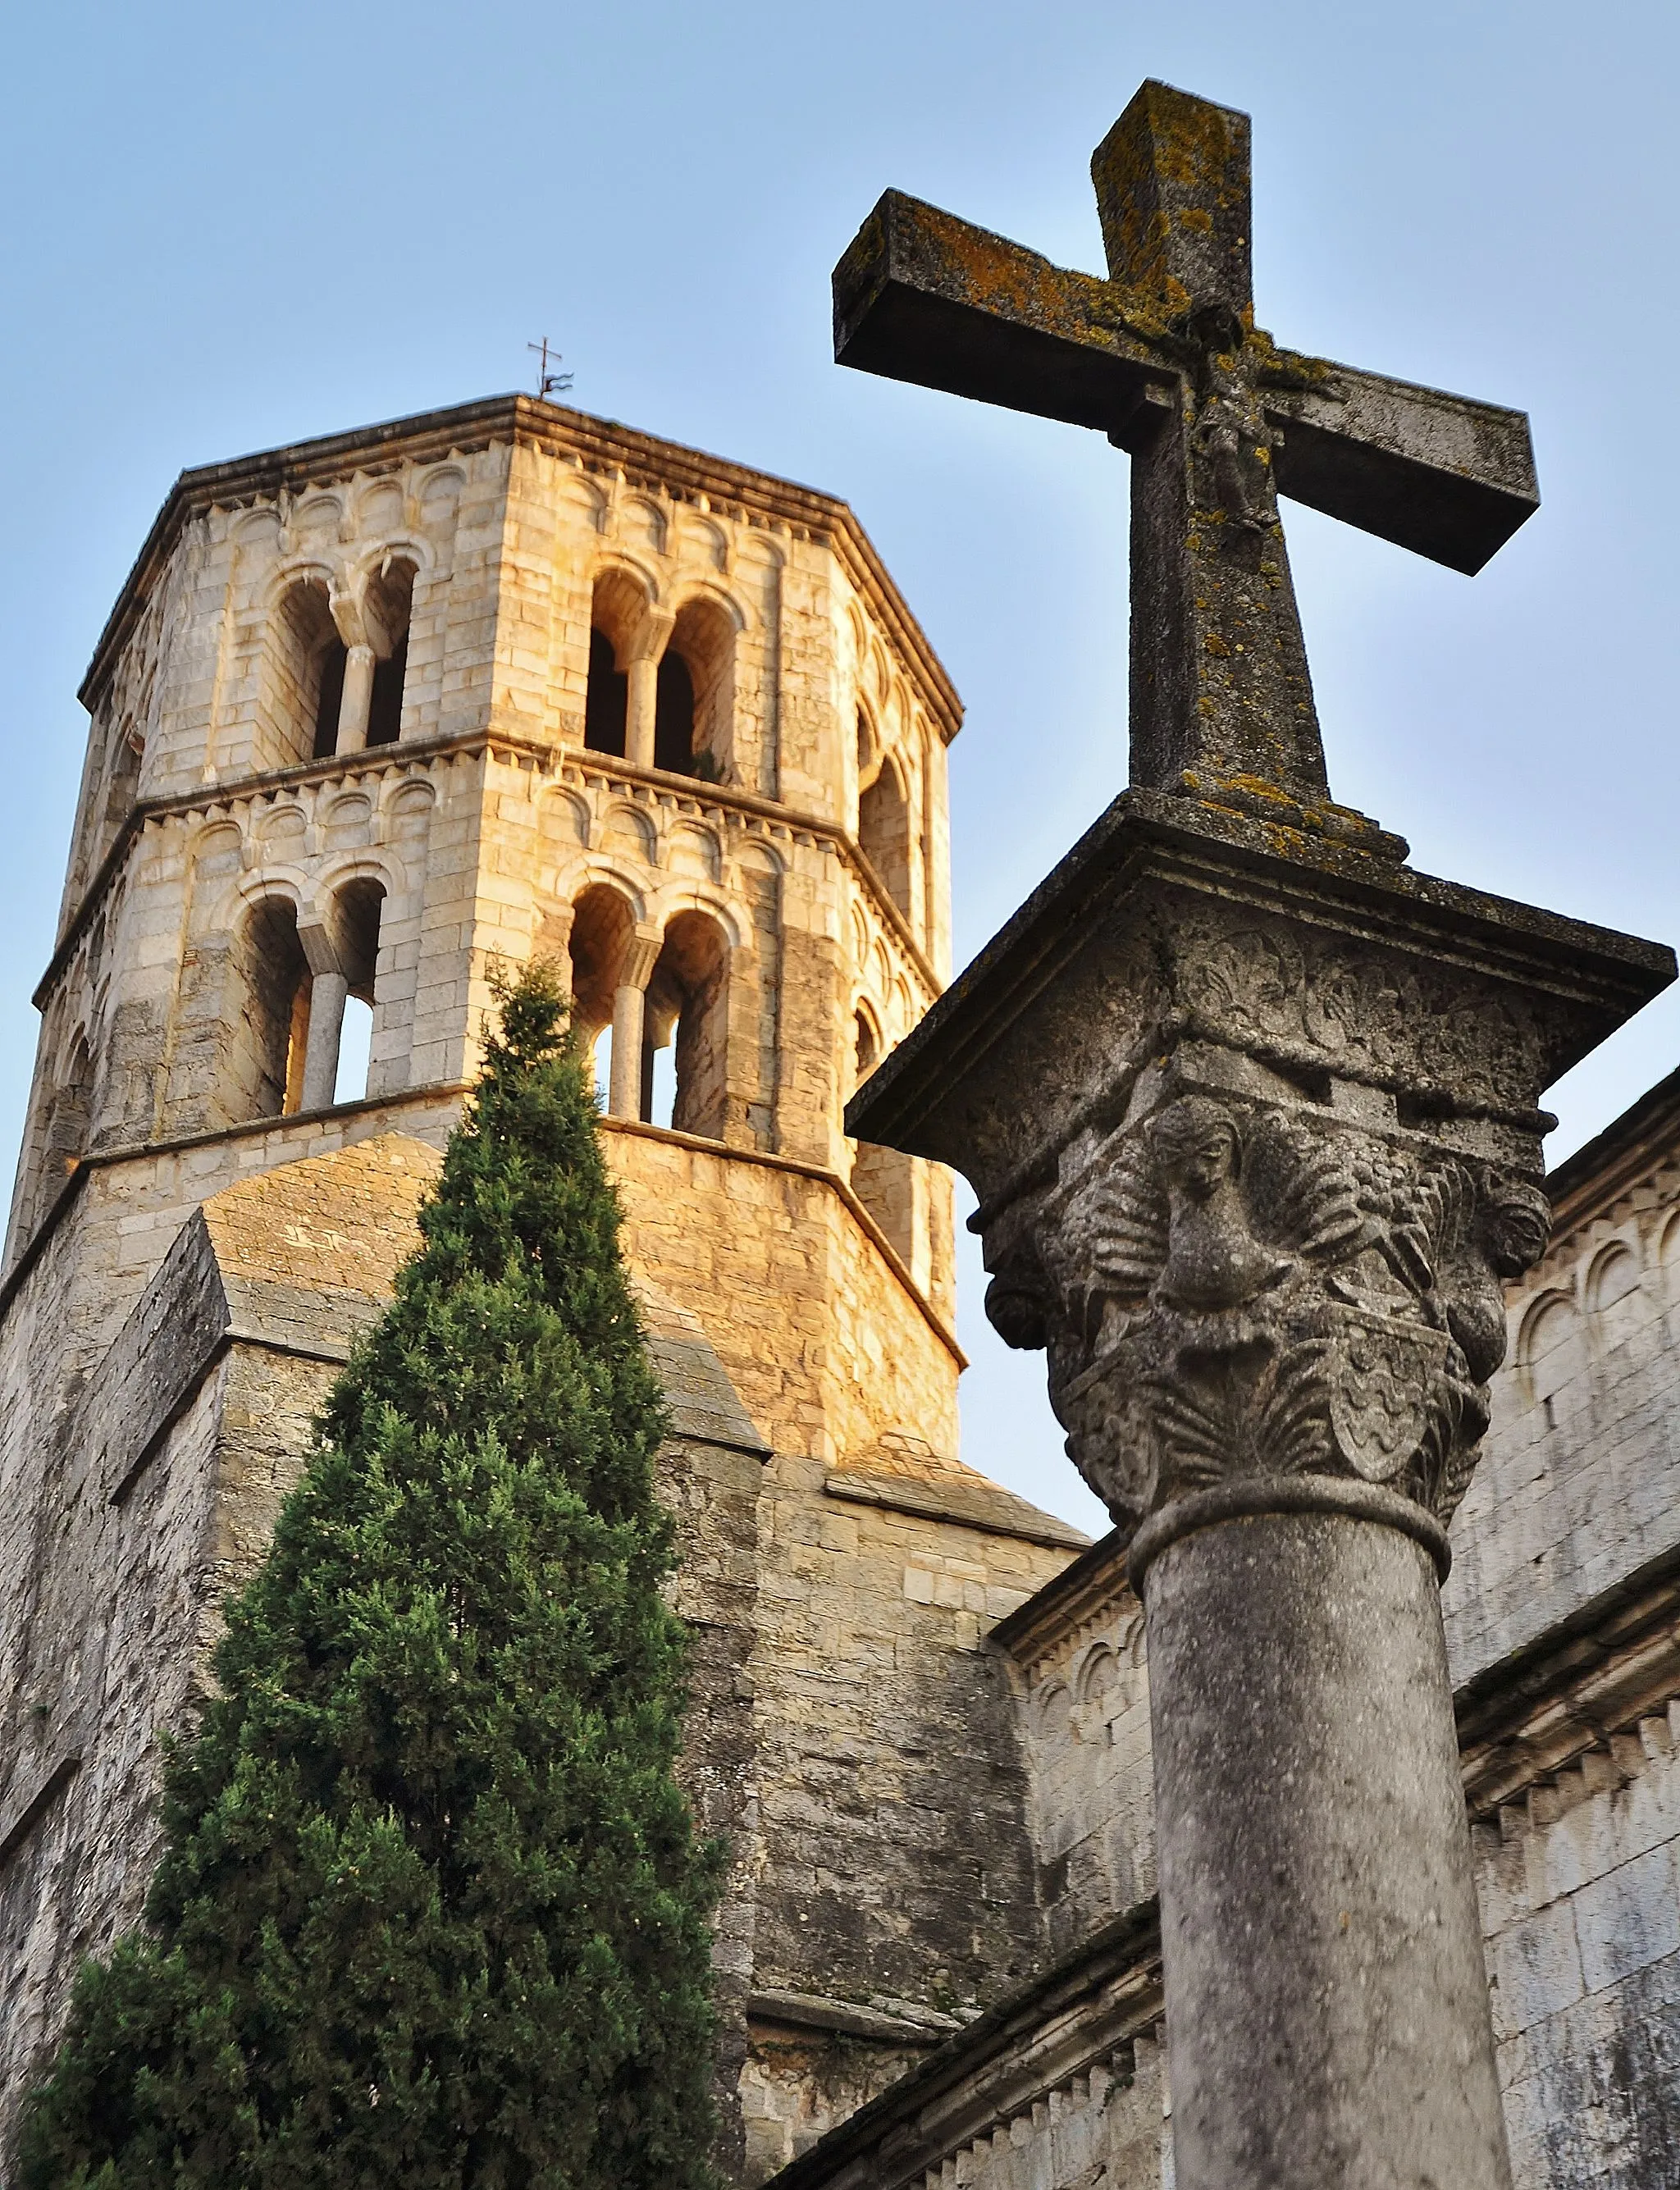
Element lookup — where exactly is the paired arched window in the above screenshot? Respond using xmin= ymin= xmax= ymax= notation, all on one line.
xmin=567 ymin=887 xmax=730 ymax=1137
xmin=583 ymin=575 xmax=733 ymax=781
xmin=272 ymin=560 xmax=416 ymax=767
xmin=231 ymin=881 xmax=386 ymax=1122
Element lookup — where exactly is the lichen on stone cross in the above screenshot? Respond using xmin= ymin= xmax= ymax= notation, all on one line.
xmin=833 ymin=77 xmax=1538 ymax=828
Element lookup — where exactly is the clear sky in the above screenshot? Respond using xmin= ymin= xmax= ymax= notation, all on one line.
xmin=3 ymin=1 xmax=1677 ymax=1534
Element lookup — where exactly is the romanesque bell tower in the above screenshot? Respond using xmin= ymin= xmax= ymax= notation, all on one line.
xmin=0 ymin=396 xmax=1084 ymax=2178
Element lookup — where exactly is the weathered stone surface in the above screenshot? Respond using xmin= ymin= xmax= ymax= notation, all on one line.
xmin=0 ymin=396 xmax=1085 ymax=2175
xmin=837 ymin=75 xmax=1673 ymax=2190
xmin=834 ymin=79 xmax=1537 ymax=811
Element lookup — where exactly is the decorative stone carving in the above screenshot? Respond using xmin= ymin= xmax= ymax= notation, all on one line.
xmin=1005 ymin=1086 xmax=1550 ymax=1532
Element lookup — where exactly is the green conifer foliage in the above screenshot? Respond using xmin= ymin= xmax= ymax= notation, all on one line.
xmin=19 ymin=964 xmax=722 ymax=2189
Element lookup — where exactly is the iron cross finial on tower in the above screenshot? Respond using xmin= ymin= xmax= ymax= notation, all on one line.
xmin=833 ymin=80 xmax=1537 ymax=831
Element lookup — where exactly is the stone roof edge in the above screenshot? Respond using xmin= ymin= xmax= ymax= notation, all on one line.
xmin=763 ymin=1903 xmax=1163 ymax=2190
xmin=1544 ymin=1058 xmax=1680 ymax=1236
xmin=823 ymin=1467 xmax=1089 ymax=1552
xmin=77 ymin=394 xmax=963 ymax=740
xmin=1454 ymin=1535 xmax=1680 ymax=1818
xmin=988 ymin=1526 xmax=1129 ymax=1668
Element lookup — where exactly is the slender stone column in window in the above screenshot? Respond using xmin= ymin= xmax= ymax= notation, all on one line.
xmin=327 ymin=567 xmax=400 ymax=757
xmin=608 ymin=930 xmax=662 ymax=1120
xmin=623 ymin=607 xmax=674 ymax=771
xmin=295 ymin=915 xmax=351 ymax=1111
xmin=298 ymin=969 xmax=349 ymax=1111
xmin=335 ymin=646 xmax=377 ymax=755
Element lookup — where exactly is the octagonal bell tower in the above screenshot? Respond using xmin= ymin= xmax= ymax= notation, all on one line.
xmin=0 ymin=396 xmax=1084 ymax=2175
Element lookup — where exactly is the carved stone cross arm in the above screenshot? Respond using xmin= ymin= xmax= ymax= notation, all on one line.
xmin=833 ymin=81 xmax=1538 ymax=809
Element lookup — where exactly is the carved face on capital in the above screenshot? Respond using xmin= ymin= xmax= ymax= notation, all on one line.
xmin=1481 ymin=1180 xmax=1552 ymax=1281
xmin=1148 ymin=1097 xmax=1242 ymax=1207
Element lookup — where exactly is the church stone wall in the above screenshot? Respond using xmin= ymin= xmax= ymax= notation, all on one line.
xmin=1476 ymin=1709 xmax=1680 ymax=2188
xmin=1445 ymin=1134 xmax=1680 ymax=1687
xmin=0 ymin=395 xmax=1088 ymax=2179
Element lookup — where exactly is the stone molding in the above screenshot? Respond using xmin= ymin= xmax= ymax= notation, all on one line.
xmin=763 ymin=1905 xmax=1164 ymax=2190
xmin=35 ymin=729 xmax=939 ymax=1014
xmin=747 ymin=1989 xmax=966 ymax=2046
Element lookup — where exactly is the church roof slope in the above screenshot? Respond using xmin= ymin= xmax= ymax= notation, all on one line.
xmin=826 ymin=1429 xmax=1090 ymax=1552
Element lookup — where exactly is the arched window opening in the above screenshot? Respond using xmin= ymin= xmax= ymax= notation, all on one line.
xmin=236 ymin=897 xmax=311 ymax=1120
xmin=585 ymin=629 xmax=628 ymax=754
xmin=660 ymin=599 xmax=734 ymax=781
xmin=586 ymin=571 xmax=653 ymax=759
xmin=654 ymin=651 xmax=696 ymax=774
xmin=272 ymin=580 xmax=341 ymax=768
xmin=645 ymin=912 xmax=728 ymax=1138
xmin=856 ymin=708 xmax=876 ymax=783
xmin=569 ymin=885 xmax=637 ymax=1116
xmin=859 ymin=751 xmax=914 ymax=923
xmin=39 ymin=1033 xmax=94 ymax=1206
xmin=854 ymin=1009 xmax=879 ymax=1088
xmin=313 ymin=641 xmax=348 ymax=758
xmin=336 ymin=997 xmax=374 ymax=1105
xmin=849 ymin=1005 xmax=915 ymax=1264
xmin=1587 ymin=1244 xmax=1643 ymax=1355
xmin=364 ymin=559 xmax=417 ymax=748
xmin=1524 ymin=1296 xmax=1588 ymax=1434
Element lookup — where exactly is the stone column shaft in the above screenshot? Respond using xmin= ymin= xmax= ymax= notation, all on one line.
xmin=624 ymin=607 xmax=674 ymax=770
xmin=626 ymin=659 xmax=658 ymax=770
xmin=299 ymin=969 xmax=349 ymax=1111
xmin=607 ymin=929 xmax=662 ymax=1120
xmin=336 ymin=644 xmax=377 ymax=755
xmin=1135 ymin=1485 xmax=1510 ymax=2189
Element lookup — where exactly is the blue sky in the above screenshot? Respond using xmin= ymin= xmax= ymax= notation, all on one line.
xmin=3 ymin=1 xmax=1677 ymax=1532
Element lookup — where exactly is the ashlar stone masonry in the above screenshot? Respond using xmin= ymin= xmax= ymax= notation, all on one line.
xmin=0 ymin=395 xmax=1084 ymax=2178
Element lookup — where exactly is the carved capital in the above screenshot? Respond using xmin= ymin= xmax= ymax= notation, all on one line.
xmin=993 ymin=1085 xmax=1550 ymax=1539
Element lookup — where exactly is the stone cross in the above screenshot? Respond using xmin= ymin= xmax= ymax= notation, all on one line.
xmin=833 ymin=78 xmax=1536 ymax=817
xmin=838 ymin=82 xmax=1674 ymax=2190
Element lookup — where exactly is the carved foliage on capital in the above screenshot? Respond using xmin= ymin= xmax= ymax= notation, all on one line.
xmin=1176 ymin=915 xmax=1554 ymax=1111
xmin=989 ymin=1093 xmax=1550 ymax=1534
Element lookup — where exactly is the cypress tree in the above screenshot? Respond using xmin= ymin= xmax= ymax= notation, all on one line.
xmin=19 ymin=963 xmax=722 ymax=2190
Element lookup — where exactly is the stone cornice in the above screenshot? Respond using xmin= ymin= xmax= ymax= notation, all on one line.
xmin=0 ymin=1088 xmax=966 ymax=1375
xmin=989 ymin=1526 xmax=1130 ymax=1679
xmin=77 ymin=394 xmax=963 ymax=741
xmin=764 ymin=1904 xmax=1163 ymax=2190
xmin=1454 ymin=1538 xmax=1680 ymax=1819
xmin=1543 ymin=1060 xmax=1680 ymax=1242
xmin=0 ymin=1083 xmax=467 ymax=1327
xmin=37 ymin=729 xmax=942 ymax=1009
